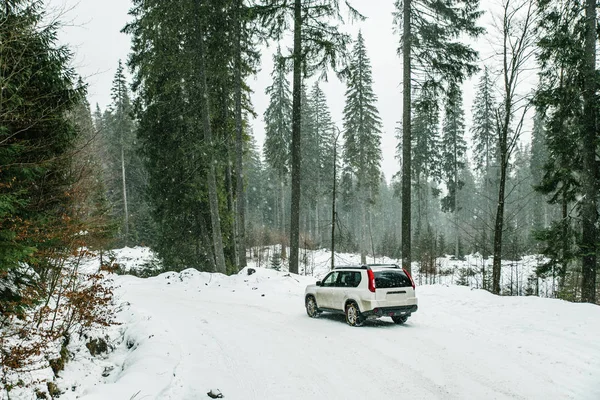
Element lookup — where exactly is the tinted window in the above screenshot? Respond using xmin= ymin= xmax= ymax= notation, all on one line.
xmin=338 ymin=271 xmax=362 ymax=288
xmin=374 ymin=270 xmax=411 ymax=288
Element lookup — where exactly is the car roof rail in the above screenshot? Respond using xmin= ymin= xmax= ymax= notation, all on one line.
xmin=333 ymin=264 xmax=368 ymax=270
xmin=366 ymin=263 xmax=400 ymax=269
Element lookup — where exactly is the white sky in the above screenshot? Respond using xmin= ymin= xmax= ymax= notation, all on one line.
xmin=50 ymin=0 xmax=529 ymax=182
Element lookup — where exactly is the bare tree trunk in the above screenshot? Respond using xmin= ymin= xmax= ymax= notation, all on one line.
xmin=331 ymin=134 xmax=338 ymax=270
xmin=454 ymin=138 xmax=459 ymax=258
xmin=234 ymin=0 xmax=247 ymax=270
xmin=315 ymin=200 xmax=319 ymax=246
xmin=194 ymin=0 xmax=226 ymax=274
xmin=369 ymin=208 xmax=375 ymax=263
xmin=226 ymin=151 xmax=238 ymax=266
xmin=121 ymin=146 xmax=129 ymax=245
xmin=401 ymin=0 xmax=412 ymax=273
xmin=492 ymin=104 xmax=508 ymax=296
xmin=280 ymin=179 xmax=287 ymax=259
xmin=492 ymin=0 xmax=535 ymax=295
xmin=360 ymin=197 xmax=367 ymax=264
xmin=289 ymin=0 xmax=302 ymax=274
xmin=581 ymin=0 xmax=597 ymax=303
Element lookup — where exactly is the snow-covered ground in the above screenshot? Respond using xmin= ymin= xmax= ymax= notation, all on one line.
xmin=46 ymin=247 xmax=600 ymax=400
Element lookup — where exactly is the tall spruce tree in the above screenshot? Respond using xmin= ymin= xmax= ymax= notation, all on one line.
xmin=536 ymin=0 xmax=598 ymax=302
xmin=470 ymin=66 xmax=497 ymax=260
xmin=342 ymin=32 xmax=383 ymax=264
xmin=411 ymin=86 xmax=441 ymax=258
xmin=309 ymin=83 xmax=335 ymax=244
xmin=300 ymin=84 xmax=318 ymax=239
xmin=440 ymin=83 xmax=467 ymax=257
xmin=106 ymin=60 xmax=135 ymax=245
xmin=126 ymin=0 xmax=217 ymax=271
xmin=264 ymin=47 xmax=292 ymax=254
xmin=125 ymin=0 xmax=260 ymax=272
xmin=529 ymin=111 xmax=549 ymax=236
xmin=0 ymin=0 xmax=84 ymax=309
xmin=394 ymin=0 xmax=483 ymax=271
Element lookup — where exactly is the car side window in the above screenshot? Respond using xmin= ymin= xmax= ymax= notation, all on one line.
xmin=349 ymin=272 xmax=362 ymax=287
xmin=322 ymin=272 xmax=338 ymax=287
xmin=339 ymin=271 xmax=361 ymax=288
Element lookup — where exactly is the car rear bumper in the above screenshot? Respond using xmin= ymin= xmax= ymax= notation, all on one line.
xmin=362 ymin=305 xmax=418 ymax=318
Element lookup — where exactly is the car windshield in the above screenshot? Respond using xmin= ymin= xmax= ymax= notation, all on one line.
xmin=374 ymin=270 xmax=412 ymax=288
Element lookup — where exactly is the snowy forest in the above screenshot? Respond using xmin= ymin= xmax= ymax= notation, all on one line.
xmin=1 ymin=0 xmax=600 ymax=395
xmin=86 ymin=0 xmax=598 ymax=301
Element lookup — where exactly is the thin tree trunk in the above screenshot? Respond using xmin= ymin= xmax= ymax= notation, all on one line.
xmin=121 ymin=146 xmax=129 ymax=245
xmin=194 ymin=0 xmax=226 ymax=274
xmin=360 ymin=196 xmax=367 ymax=264
xmin=401 ymin=0 xmax=412 ymax=273
xmin=369 ymin=208 xmax=375 ymax=263
xmin=454 ymin=138 xmax=459 ymax=257
xmin=226 ymin=147 xmax=237 ymax=266
xmin=559 ymin=191 xmax=568 ymax=293
xmin=234 ymin=0 xmax=247 ymax=270
xmin=492 ymin=147 xmax=508 ymax=295
xmin=315 ymin=200 xmax=319 ymax=245
xmin=280 ymin=179 xmax=287 ymax=259
xmin=331 ymin=135 xmax=337 ymax=270
xmin=289 ymin=0 xmax=302 ymax=274
xmin=581 ymin=0 xmax=597 ymax=303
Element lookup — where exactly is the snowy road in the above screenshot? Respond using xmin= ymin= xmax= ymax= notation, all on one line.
xmin=61 ymin=268 xmax=600 ymax=400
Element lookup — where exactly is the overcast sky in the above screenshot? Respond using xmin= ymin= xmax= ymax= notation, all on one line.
xmin=50 ymin=0 xmax=519 ymax=182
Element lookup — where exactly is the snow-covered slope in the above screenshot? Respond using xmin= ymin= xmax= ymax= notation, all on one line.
xmin=56 ymin=263 xmax=600 ymax=400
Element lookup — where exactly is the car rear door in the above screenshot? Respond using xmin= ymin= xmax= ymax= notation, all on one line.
xmin=373 ymin=269 xmax=416 ymax=307
xmin=329 ymin=271 xmax=362 ymax=311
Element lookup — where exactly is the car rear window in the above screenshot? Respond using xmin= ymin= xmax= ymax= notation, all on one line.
xmin=374 ymin=270 xmax=412 ymax=288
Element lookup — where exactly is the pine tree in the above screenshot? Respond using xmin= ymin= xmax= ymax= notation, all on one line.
xmin=300 ymin=85 xmax=318 ymax=234
xmin=125 ymin=0 xmax=222 ymax=271
xmin=0 ymin=0 xmax=85 ymax=309
xmin=342 ymin=32 xmax=383 ymax=264
xmin=471 ymin=66 xmax=498 ymax=180
xmin=470 ymin=66 xmax=497 ymax=260
xmin=264 ymin=47 xmax=292 ymax=254
xmin=106 ymin=60 xmax=135 ymax=245
xmin=535 ymin=0 xmax=598 ymax=302
xmin=310 ymin=83 xmax=335 ymax=244
xmin=411 ymin=86 xmax=440 ymax=254
xmin=580 ymin=0 xmax=598 ymax=303
xmin=529 ymin=111 xmax=549 ymax=236
xmin=440 ymin=83 xmax=467 ymax=257
xmin=394 ymin=0 xmax=483 ymax=271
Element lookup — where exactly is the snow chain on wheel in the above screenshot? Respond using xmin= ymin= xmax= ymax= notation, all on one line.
xmin=306 ymin=296 xmax=319 ymax=318
xmin=345 ymin=302 xmax=363 ymax=327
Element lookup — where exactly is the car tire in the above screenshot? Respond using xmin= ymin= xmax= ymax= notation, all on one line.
xmin=306 ymin=296 xmax=319 ymax=318
xmin=345 ymin=302 xmax=363 ymax=327
xmin=392 ymin=315 xmax=408 ymax=324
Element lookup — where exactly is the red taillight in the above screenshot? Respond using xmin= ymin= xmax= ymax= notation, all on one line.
xmin=403 ymin=268 xmax=416 ymax=290
xmin=367 ymin=269 xmax=376 ymax=292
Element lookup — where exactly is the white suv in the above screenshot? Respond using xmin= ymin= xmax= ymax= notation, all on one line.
xmin=304 ymin=264 xmax=418 ymax=326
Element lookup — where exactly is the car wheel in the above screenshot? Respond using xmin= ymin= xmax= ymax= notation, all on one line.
xmin=345 ymin=302 xmax=363 ymax=327
xmin=306 ymin=296 xmax=319 ymax=318
xmin=392 ymin=315 xmax=408 ymax=324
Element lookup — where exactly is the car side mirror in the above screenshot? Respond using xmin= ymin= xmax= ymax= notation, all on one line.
xmin=316 ymin=281 xmax=322 ymax=286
